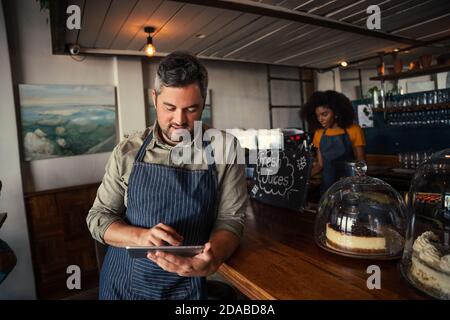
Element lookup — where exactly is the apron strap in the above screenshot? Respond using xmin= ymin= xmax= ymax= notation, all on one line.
xmin=343 ymin=128 xmax=349 ymax=138
xmin=342 ymin=128 xmax=354 ymax=155
xmin=134 ymin=131 xmax=154 ymax=163
xmin=134 ymin=129 xmax=217 ymax=171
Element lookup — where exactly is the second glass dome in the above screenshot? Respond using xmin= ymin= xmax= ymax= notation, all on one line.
xmin=400 ymin=148 xmax=450 ymax=300
xmin=315 ymin=161 xmax=409 ymax=259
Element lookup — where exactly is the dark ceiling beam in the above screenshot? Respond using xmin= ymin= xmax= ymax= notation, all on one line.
xmin=49 ymin=0 xmax=68 ymax=54
xmin=171 ymin=0 xmax=424 ymax=46
xmin=321 ymin=34 xmax=450 ymax=71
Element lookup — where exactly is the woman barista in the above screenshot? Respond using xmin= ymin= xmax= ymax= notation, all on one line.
xmin=302 ymin=90 xmax=366 ymax=194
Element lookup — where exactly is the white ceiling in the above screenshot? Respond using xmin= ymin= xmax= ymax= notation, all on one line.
xmin=59 ymin=0 xmax=450 ymax=69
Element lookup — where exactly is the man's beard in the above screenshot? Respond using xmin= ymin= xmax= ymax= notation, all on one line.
xmin=161 ymin=124 xmax=192 ymax=144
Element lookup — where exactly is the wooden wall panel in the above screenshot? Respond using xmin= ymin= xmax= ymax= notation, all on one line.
xmin=26 ymin=194 xmax=62 ymax=237
xmin=25 ymin=183 xmax=101 ymax=299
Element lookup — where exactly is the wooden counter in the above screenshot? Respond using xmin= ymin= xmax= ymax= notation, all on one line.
xmin=218 ymin=200 xmax=427 ymax=300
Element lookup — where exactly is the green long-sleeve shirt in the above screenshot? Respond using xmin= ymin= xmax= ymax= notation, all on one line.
xmin=87 ymin=123 xmax=248 ymax=244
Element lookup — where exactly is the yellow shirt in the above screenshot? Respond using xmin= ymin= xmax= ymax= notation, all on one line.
xmin=312 ymin=123 xmax=366 ymax=150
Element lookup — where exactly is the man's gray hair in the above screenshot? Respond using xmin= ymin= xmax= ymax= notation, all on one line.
xmin=154 ymin=51 xmax=208 ymax=99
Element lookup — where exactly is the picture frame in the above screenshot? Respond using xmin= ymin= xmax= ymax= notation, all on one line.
xmin=18 ymin=84 xmax=117 ymax=161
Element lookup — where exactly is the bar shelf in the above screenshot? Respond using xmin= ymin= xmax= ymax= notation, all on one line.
xmin=370 ymin=63 xmax=450 ymax=81
xmin=373 ymin=102 xmax=450 ymax=113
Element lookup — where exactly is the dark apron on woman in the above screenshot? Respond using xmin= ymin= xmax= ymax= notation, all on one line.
xmin=99 ymin=131 xmax=217 ymax=300
xmin=319 ymin=128 xmax=354 ymax=194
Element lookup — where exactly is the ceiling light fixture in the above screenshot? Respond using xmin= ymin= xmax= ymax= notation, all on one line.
xmin=144 ymin=26 xmax=156 ymax=57
xmin=195 ymin=34 xmax=206 ymax=39
xmin=340 ymin=61 xmax=348 ymax=67
xmin=393 ymin=48 xmax=400 ymax=52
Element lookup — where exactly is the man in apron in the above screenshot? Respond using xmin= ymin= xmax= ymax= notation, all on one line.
xmin=87 ymin=52 xmax=248 ymax=299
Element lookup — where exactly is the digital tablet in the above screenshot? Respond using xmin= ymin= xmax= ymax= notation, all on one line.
xmin=126 ymin=245 xmax=204 ymax=259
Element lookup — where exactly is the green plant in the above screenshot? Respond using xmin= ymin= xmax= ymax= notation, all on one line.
xmin=36 ymin=0 xmax=49 ymax=11
xmin=367 ymin=86 xmax=379 ymax=98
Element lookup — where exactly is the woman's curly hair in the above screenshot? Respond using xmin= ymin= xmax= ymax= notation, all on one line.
xmin=301 ymin=90 xmax=355 ymax=131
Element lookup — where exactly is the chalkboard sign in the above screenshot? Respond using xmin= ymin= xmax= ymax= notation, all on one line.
xmin=250 ymin=144 xmax=313 ymax=211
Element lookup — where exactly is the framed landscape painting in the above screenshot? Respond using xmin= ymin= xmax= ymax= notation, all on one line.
xmin=19 ymin=84 xmax=117 ymax=161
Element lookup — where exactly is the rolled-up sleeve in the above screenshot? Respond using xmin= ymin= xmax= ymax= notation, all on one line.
xmin=87 ymin=145 xmax=126 ymax=244
xmin=212 ymin=136 xmax=248 ymax=239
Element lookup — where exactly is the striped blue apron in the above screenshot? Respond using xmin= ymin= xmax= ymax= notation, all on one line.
xmin=99 ymin=131 xmax=217 ymax=300
xmin=319 ymin=128 xmax=354 ymax=194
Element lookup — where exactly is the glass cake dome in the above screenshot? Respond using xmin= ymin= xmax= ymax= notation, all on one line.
xmin=400 ymin=148 xmax=450 ymax=300
xmin=314 ymin=161 xmax=409 ymax=259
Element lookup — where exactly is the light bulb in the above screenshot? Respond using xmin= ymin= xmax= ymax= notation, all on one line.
xmin=145 ymin=43 xmax=156 ymax=57
xmin=340 ymin=61 xmax=348 ymax=67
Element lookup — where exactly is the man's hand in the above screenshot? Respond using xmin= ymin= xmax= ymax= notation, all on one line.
xmin=147 ymin=242 xmax=219 ymax=277
xmin=104 ymin=223 xmax=240 ymax=276
xmin=147 ymin=229 xmax=241 ymax=277
xmin=138 ymin=223 xmax=184 ymax=246
xmin=103 ymin=221 xmax=183 ymax=248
